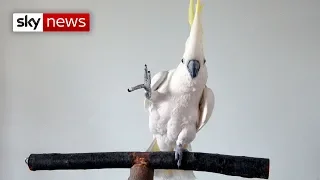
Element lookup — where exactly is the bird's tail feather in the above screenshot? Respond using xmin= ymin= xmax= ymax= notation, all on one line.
xmin=146 ymin=139 xmax=196 ymax=180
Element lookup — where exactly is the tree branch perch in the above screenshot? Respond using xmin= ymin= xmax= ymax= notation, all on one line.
xmin=26 ymin=151 xmax=269 ymax=179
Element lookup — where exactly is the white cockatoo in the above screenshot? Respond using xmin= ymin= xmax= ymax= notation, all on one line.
xmin=128 ymin=0 xmax=214 ymax=179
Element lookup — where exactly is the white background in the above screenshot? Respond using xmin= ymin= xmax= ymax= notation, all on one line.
xmin=1 ymin=0 xmax=320 ymax=180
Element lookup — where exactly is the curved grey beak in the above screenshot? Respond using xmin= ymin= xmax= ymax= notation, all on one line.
xmin=187 ymin=60 xmax=200 ymax=78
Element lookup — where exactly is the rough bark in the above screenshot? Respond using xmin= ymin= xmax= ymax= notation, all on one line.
xmin=26 ymin=151 xmax=269 ymax=179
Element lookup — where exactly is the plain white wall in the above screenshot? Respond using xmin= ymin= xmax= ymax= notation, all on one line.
xmin=1 ymin=0 xmax=320 ymax=180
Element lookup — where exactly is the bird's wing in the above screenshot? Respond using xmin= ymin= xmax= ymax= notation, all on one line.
xmin=151 ymin=71 xmax=169 ymax=91
xmin=197 ymin=86 xmax=215 ymax=132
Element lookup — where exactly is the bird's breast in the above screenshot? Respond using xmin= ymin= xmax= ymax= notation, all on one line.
xmin=148 ymin=92 xmax=201 ymax=135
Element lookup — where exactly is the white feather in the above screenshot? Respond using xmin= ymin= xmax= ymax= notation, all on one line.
xmin=197 ymin=86 xmax=215 ymax=132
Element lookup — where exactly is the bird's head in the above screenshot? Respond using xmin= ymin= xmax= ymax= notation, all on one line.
xmin=179 ymin=0 xmax=207 ymax=80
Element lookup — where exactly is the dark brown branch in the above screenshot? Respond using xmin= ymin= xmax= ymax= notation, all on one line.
xmin=26 ymin=151 xmax=269 ymax=179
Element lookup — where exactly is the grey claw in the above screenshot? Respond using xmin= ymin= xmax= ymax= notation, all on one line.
xmin=177 ymin=159 xmax=181 ymax=168
xmin=175 ymin=144 xmax=184 ymax=168
xmin=128 ymin=64 xmax=152 ymax=94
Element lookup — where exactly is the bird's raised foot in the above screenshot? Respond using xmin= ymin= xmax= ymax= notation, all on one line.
xmin=127 ymin=64 xmax=152 ymax=99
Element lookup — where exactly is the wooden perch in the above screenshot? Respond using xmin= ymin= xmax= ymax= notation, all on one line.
xmin=26 ymin=151 xmax=269 ymax=179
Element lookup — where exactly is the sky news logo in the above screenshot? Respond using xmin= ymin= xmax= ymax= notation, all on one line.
xmin=12 ymin=13 xmax=90 ymax=32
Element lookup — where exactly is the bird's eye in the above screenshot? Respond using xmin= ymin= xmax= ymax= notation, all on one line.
xmin=204 ymin=59 xmax=206 ymax=64
xmin=181 ymin=59 xmax=184 ymax=63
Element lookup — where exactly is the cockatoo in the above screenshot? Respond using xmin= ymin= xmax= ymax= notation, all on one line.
xmin=128 ymin=0 xmax=214 ymax=179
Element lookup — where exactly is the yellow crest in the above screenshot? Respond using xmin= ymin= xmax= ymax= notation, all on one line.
xmin=183 ymin=0 xmax=205 ymax=61
xmin=188 ymin=0 xmax=203 ymax=27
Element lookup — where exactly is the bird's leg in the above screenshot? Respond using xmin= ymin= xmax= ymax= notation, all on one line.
xmin=128 ymin=64 xmax=152 ymax=99
xmin=174 ymin=143 xmax=189 ymax=168
xmin=174 ymin=127 xmax=195 ymax=168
